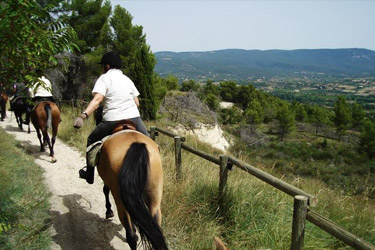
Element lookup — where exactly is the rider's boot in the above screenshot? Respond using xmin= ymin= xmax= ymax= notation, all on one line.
xmin=79 ymin=151 xmax=95 ymax=184
xmin=79 ymin=166 xmax=94 ymax=184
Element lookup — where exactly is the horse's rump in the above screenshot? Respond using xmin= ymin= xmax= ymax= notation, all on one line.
xmin=31 ymin=101 xmax=60 ymax=162
xmin=97 ymin=131 xmax=166 ymax=250
xmin=31 ymin=101 xmax=60 ymax=128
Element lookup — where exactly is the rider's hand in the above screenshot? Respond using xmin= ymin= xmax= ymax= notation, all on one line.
xmin=73 ymin=113 xmax=87 ymax=129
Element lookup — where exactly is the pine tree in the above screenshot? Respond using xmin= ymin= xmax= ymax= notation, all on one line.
xmin=351 ymin=103 xmax=365 ymax=130
xmin=333 ymin=96 xmax=351 ymax=138
xmin=276 ymin=103 xmax=295 ymax=141
xmin=359 ymin=120 xmax=375 ymax=159
xmin=244 ymin=100 xmax=264 ymax=125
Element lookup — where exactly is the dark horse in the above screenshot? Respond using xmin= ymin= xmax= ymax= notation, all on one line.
xmin=97 ymin=129 xmax=167 ymax=250
xmin=0 ymin=91 xmax=8 ymax=121
xmin=31 ymin=101 xmax=60 ymax=163
xmin=12 ymin=97 xmax=31 ymax=133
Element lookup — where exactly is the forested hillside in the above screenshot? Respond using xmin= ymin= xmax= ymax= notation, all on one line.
xmin=155 ymin=48 xmax=375 ymax=81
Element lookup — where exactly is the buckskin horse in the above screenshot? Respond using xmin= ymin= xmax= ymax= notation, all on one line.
xmin=31 ymin=101 xmax=60 ymax=163
xmin=96 ymin=127 xmax=167 ymax=250
xmin=12 ymin=97 xmax=31 ymax=133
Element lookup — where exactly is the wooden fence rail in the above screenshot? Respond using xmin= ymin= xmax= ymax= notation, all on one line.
xmin=151 ymin=126 xmax=375 ymax=250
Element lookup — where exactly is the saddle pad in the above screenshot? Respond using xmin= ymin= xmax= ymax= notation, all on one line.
xmin=86 ymin=129 xmax=144 ymax=167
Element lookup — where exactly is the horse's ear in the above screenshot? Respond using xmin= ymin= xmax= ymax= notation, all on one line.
xmin=213 ymin=237 xmax=229 ymax=250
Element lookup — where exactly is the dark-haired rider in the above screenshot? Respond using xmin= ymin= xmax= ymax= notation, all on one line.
xmin=73 ymin=51 xmax=149 ymax=184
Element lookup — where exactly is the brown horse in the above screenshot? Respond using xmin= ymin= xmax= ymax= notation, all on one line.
xmin=97 ymin=130 xmax=167 ymax=250
xmin=31 ymin=101 xmax=60 ymax=163
xmin=0 ymin=91 xmax=8 ymax=121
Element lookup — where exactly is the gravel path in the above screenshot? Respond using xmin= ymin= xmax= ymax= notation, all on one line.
xmin=0 ymin=111 xmax=133 ymax=250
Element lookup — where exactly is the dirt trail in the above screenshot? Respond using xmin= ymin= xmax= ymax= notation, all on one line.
xmin=0 ymin=111 xmax=133 ymax=250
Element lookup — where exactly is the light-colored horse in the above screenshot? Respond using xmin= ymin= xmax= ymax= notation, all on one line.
xmin=97 ymin=130 xmax=167 ymax=250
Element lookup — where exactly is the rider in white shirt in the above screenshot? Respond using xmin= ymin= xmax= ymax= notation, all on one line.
xmin=32 ymin=75 xmax=54 ymax=103
xmin=73 ymin=51 xmax=149 ymax=184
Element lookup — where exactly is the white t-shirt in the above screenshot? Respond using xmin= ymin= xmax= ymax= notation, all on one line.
xmin=92 ymin=69 xmax=140 ymax=121
xmin=33 ymin=76 xmax=53 ymax=97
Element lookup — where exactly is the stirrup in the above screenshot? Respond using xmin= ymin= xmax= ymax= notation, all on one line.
xmin=79 ymin=166 xmax=94 ymax=184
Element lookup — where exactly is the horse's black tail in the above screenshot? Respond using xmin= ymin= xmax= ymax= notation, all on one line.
xmin=44 ymin=103 xmax=51 ymax=129
xmin=118 ymin=143 xmax=168 ymax=250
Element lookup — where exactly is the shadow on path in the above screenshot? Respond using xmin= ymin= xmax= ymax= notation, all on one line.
xmin=51 ymin=194 xmax=126 ymax=250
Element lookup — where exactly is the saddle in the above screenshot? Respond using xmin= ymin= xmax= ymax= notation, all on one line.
xmin=112 ymin=119 xmax=136 ymax=133
xmin=87 ymin=119 xmax=138 ymax=167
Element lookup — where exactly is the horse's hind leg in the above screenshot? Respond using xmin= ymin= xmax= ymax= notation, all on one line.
xmin=148 ymin=200 xmax=162 ymax=226
xmin=36 ymin=129 xmax=44 ymax=152
xmin=103 ymin=184 xmax=114 ymax=219
xmin=123 ymin=213 xmax=138 ymax=250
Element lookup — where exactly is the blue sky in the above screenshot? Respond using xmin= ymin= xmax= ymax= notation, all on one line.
xmin=110 ymin=0 xmax=375 ymax=53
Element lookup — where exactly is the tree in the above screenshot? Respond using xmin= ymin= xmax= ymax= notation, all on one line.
xmin=202 ymin=81 xmax=220 ymax=96
xmin=351 ymin=103 xmax=365 ymax=130
xmin=133 ymin=44 xmax=156 ymax=119
xmin=56 ymin=0 xmax=111 ymax=99
xmin=153 ymin=74 xmax=168 ymax=113
xmin=244 ymin=99 xmax=264 ymax=125
xmin=60 ymin=0 xmax=112 ymax=53
xmin=333 ymin=96 xmax=351 ymax=137
xmin=359 ymin=120 xmax=375 ymax=159
xmin=0 ymin=0 xmax=77 ymax=88
xmin=292 ymin=101 xmax=308 ymax=122
xmin=204 ymin=93 xmax=219 ymax=111
xmin=276 ymin=103 xmax=295 ymax=141
xmin=181 ymin=80 xmax=200 ymax=92
xmin=311 ymin=106 xmax=329 ymax=134
xmin=236 ymin=84 xmax=255 ymax=110
xmin=220 ymin=106 xmax=242 ymax=125
xmin=220 ymin=81 xmax=238 ymax=102
xmin=163 ymin=75 xmax=179 ymax=90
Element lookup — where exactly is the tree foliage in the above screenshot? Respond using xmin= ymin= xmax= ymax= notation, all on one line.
xmin=359 ymin=119 xmax=375 ymax=159
xmin=181 ymin=80 xmax=200 ymax=92
xmin=276 ymin=103 xmax=295 ymax=140
xmin=0 ymin=0 xmax=78 ymax=87
xmin=351 ymin=103 xmax=365 ymax=130
xmin=244 ymin=99 xmax=264 ymax=125
xmin=333 ymin=96 xmax=351 ymax=137
xmin=220 ymin=81 xmax=238 ymax=102
xmin=60 ymin=0 xmax=111 ymax=53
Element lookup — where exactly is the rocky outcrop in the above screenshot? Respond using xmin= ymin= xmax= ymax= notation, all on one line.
xmin=170 ymin=122 xmax=232 ymax=152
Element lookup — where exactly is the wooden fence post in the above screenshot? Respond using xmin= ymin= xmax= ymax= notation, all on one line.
xmin=291 ymin=195 xmax=308 ymax=250
xmin=219 ymin=155 xmax=229 ymax=197
xmin=174 ymin=136 xmax=182 ymax=180
xmin=150 ymin=126 xmax=156 ymax=141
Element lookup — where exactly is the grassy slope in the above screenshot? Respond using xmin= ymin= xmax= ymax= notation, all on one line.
xmin=58 ymin=105 xmax=375 ymax=249
xmin=0 ymin=128 xmax=51 ymax=249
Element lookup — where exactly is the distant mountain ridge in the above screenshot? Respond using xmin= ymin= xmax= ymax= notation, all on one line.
xmin=154 ymin=48 xmax=375 ymax=82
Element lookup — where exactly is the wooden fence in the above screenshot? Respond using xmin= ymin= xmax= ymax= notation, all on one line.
xmin=150 ymin=126 xmax=375 ymax=250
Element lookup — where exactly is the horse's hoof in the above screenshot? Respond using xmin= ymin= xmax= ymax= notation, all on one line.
xmin=51 ymin=158 xmax=57 ymax=163
xmin=106 ymin=210 xmax=114 ymax=219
